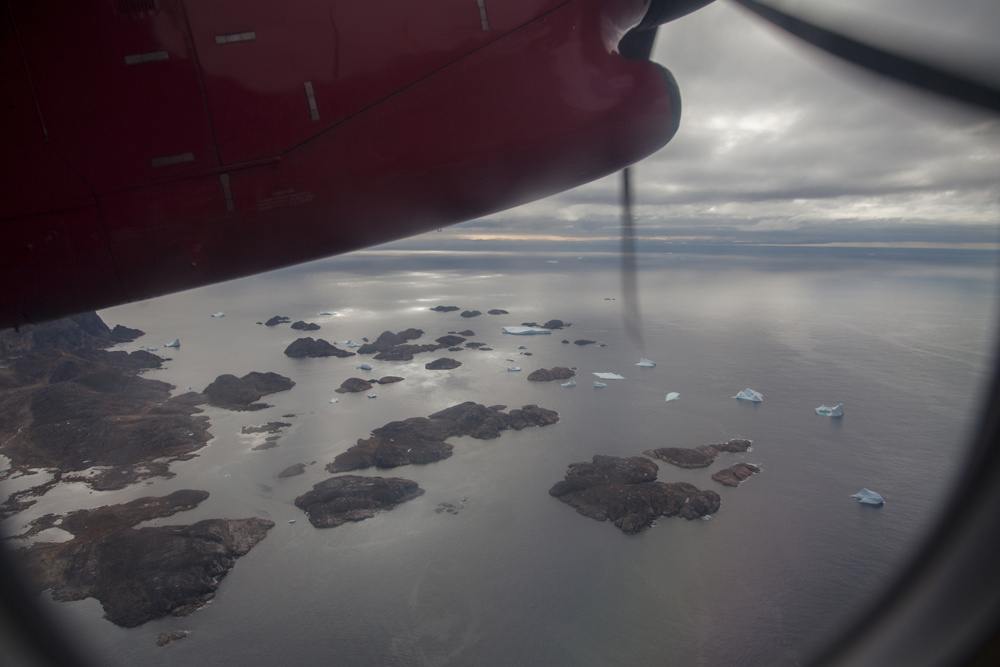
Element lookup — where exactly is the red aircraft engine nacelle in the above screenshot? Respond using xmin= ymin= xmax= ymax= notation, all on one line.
xmin=0 ymin=0 xmax=680 ymax=329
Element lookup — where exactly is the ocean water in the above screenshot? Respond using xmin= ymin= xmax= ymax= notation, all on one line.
xmin=6 ymin=246 xmax=999 ymax=667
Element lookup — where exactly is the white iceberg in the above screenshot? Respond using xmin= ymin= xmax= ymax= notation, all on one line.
xmin=665 ymin=392 xmax=680 ymax=402
xmin=850 ymin=488 xmax=884 ymax=506
xmin=735 ymin=388 xmax=763 ymax=402
xmin=211 ymin=312 xmax=225 ymax=317
xmin=815 ymin=404 xmax=845 ymax=417
xmin=346 ymin=341 xmax=361 ymax=348
xmin=593 ymin=372 xmax=625 ymax=380
xmin=561 ymin=380 xmax=577 ymax=387
xmin=502 ymin=326 xmax=551 ymax=335
xmin=357 ymin=363 xmax=373 ymax=371
xmin=335 ymin=340 xmax=349 ymax=345
xmin=517 ymin=345 xmax=528 ymax=350
xmin=636 ymin=358 xmax=656 ymax=367
xmin=329 ymin=398 xmax=339 ymax=403
xmin=164 ymin=338 xmax=180 ymax=348
xmin=145 ymin=346 xmax=158 ymax=351
xmin=593 ymin=381 xmax=607 ymax=388
xmin=507 ymin=366 xmax=521 ymax=372
xmin=366 ymin=394 xmax=378 ymax=399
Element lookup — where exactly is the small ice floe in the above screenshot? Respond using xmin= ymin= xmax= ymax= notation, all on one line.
xmin=593 ymin=381 xmax=607 ymax=388
xmin=346 ymin=341 xmax=361 ymax=348
xmin=561 ymin=380 xmax=577 ymax=387
xmin=145 ymin=346 xmax=158 ymax=351
xmin=224 ymin=473 xmax=232 ymax=478
xmin=334 ymin=340 xmax=349 ymax=345
xmin=665 ymin=392 xmax=680 ymax=402
xmin=357 ymin=363 xmax=373 ymax=371
xmin=851 ymin=488 xmax=884 ymax=506
xmin=164 ymin=338 xmax=180 ymax=348
xmin=547 ymin=260 xmax=558 ymax=263
xmin=502 ymin=326 xmax=551 ymax=335
xmin=735 ymin=388 xmax=763 ymax=402
xmin=593 ymin=372 xmax=625 ymax=380
xmin=517 ymin=345 xmax=528 ymax=350
xmin=289 ymin=519 xmax=296 ymax=524
xmin=815 ymin=404 xmax=845 ymax=417
xmin=185 ymin=386 xmax=191 ymax=390
xmin=329 ymin=398 xmax=339 ymax=404
xmin=211 ymin=312 xmax=225 ymax=317
xmin=507 ymin=366 xmax=522 ymax=372
xmin=366 ymin=394 xmax=378 ymax=399
xmin=636 ymin=358 xmax=656 ymax=368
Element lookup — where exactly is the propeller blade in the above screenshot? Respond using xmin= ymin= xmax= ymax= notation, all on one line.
xmin=621 ymin=167 xmax=644 ymax=348
xmin=730 ymin=0 xmax=1000 ymax=113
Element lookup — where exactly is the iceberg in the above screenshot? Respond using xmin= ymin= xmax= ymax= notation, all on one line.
xmin=517 ymin=345 xmax=528 ymax=350
xmin=164 ymin=338 xmax=180 ymax=348
xmin=346 ymin=341 xmax=361 ymax=348
xmin=636 ymin=358 xmax=656 ymax=367
xmin=145 ymin=346 xmax=158 ymax=351
xmin=815 ymin=404 xmax=845 ymax=417
xmin=502 ymin=326 xmax=551 ymax=335
xmin=850 ymin=488 xmax=884 ymax=506
xmin=366 ymin=394 xmax=378 ymax=399
xmin=357 ymin=363 xmax=373 ymax=371
xmin=735 ymin=388 xmax=763 ymax=402
xmin=593 ymin=381 xmax=607 ymax=388
xmin=593 ymin=372 xmax=625 ymax=380
xmin=211 ymin=312 xmax=225 ymax=317
xmin=507 ymin=366 xmax=521 ymax=372
xmin=665 ymin=392 xmax=680 ymax=402
xmin=334 ymin=341 xmax=349 ymax=345
xmin=561 ymin=380 xmax=577 ymax=387
xmin=329 ymin=398 xmax=339 ymax=403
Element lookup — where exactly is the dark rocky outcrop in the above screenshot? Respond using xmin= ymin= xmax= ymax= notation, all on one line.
xmin=460 ymin=310 xmax=481 ymax=318
xmin=156 ymin=631 xmax=189 ymax=647
xmin=542 ymin=320 xmax=568 ymax=329
xmin=0 ymin=347 xmax=211 ymax=491
xmin=644 ymin=439 xmax=752 ymax=469
xmin=264 ymin=316 xmax=290 ymax=326
xmin=397 ymin=328 xmax=424 ymax=340
xmin=335 ymin=378 xmax=373 ymax=393
xmin=711 ymin=463 xmax=761 ymax=487
xmin=425 ymin=358 xmax=461 ymax=370
xmin=10 ymin=490 xmax=273 ymax=627
xmin=562 ymin=340 xmax=570 ymax=344
xmin=327 ymin=402 xmax=559 ymax=473
xmin=294 ymin=475 xmax=423 ymax=528
xmin=430 ymin=306 xmax=460 ymax=312
xmin=527 ymin=367 xmax=576 ymax=382
xmin=278 ymin=463 xmax=306 ymax=478
xmin=548 ymin=455 xmax=722 ymax=533
xmin=435 ymin=335 xmax=466 ymax=347
xmin=1 ymin=312 xmax=142 ymax=359
xmin=457 ymin=330 xmax=475 ymax=336
xmin=358 ymin=330 xmax=441 ymax=359
xmin=241 ymin=422 xmax=291 ymax=435
xmin=377 ymin=376 xmax=404 ymax=384
xmin=465 ymin=341 xmax=487 ymax=348
xmin=573 ymin=340 xmax=596 ymax=346
xmin=283 ymin=338 xmax=354 ymax=358
xmin=290 ymin=321 xmax=320 ymax=331
xmin=202 ymin=372 xmax=295 ymax=411
xmin=487 ymin=309 xmax=508 ymax=315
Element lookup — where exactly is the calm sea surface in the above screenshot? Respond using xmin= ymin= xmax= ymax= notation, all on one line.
xmin=6 ymin=246 xmax=999 ymax=667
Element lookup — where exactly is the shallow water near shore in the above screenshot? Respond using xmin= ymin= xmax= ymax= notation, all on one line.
xmin=7 ymin=245 xmax=999 ymax=666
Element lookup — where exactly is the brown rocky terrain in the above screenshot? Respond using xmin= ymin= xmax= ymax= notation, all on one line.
xmin=10 ymin=490 xmax=273 ymax=628
xmin=527 ymin=367 xmax=576 ymax=382
xmin=290 ymin=321 xmax=320 ymax=331
xmin=487 ymin=309 xmax=508 ymax=315
xmin=355 ymin=329 xmax=442 ymax=361
xmin=278 ymin=463 xmax=306 ymax=478
xmin=430 ymin=306 xmax=460 ymax=312
xmin=377 ymin=376 xmax=404 ymax=384
xmin=0 ymin=312 xmax=143 ymax=359
xmin=644 ymin=439 xmax=752 ymax=469
xmin=549 ymin=455 xmax=721 ymax=533
xmin=283 ymin=337 xmax=355 ymax=358
xmin=711 ymin=463 xmax=761 ymax=487
xmin=294 ymin=475 xmax=423 ymax=528
xmin=202 ymin=372 xmax=295 ymax=410
xmin=460 ymin=310 xmax=481 ymax=318
xmin=264 ymin=316 xmax=290 ymax=326
xmin=328 ymin=402 xmax=559 ymax=472
xmin=335 ymin=378 xmax=373 ymax=393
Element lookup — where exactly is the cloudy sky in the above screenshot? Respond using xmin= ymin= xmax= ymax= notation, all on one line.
xmin=432 ymin=0 xmax=1000 ymax=248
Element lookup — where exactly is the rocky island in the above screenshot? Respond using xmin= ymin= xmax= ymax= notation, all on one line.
xmin=202 ymin=372 xmax=295 ymax=410
xmin=527 ymin=367 xmax=576 ymax=382
xmin=711 ymin=463 xmax=761 ymax=487
xmin=283 ymin=337 xmax=355 ymax=358
xmin=425 ymin=358 xmax=462 ymax=370
xmin=328 ymin=402 xmax=559 ymax=472
xmin=644 ymin=439 xmax=753 ymax=469
xmin=294 ymin=475 xmax=423 ymax=528
xmin=430 ymin=306 xmax=460 ymax=312
xmin=10 ymin=490 xmax=273 ymax=627
xmin=549 ymin=455 xmax=721 ymax=533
